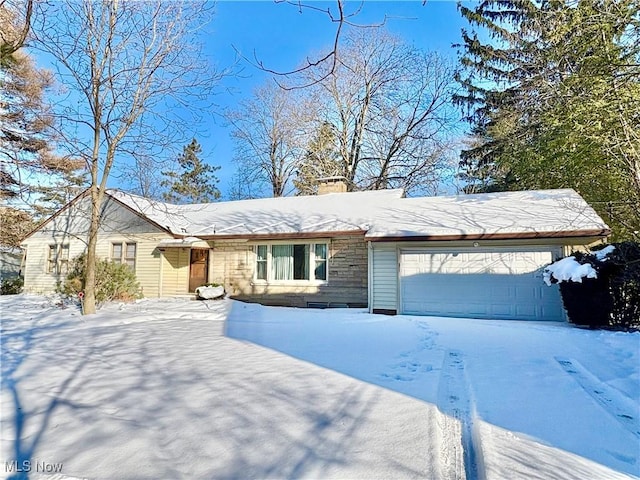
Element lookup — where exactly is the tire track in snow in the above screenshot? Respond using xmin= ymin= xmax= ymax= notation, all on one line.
xmin=555 ymin=357 xmax=640 ymax=438
xmin=437 ymin=350 xmax=481 ymax=480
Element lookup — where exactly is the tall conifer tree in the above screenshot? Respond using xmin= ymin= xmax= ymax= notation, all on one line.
xmin=161 ymin=139 xmax=221 ymax=204
xmin=456 ymin=0 xmax=640 ymax=239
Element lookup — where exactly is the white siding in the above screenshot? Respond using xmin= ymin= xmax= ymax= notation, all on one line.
xmin=22 ymin=194 xmax=171 ymax=296
xmin=22 ymin=236 xmax=87 ymax=293
xmin=371 ymin=244 xmax=398 ymax=311
xmin=22 ymin=233 xmax=170 ymax=296
xmin=160 ymin=248 xmax=190 ymax=296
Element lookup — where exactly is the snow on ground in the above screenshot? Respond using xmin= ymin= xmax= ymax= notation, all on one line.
xmin=1 ymin=295 xmax=639 ymax=480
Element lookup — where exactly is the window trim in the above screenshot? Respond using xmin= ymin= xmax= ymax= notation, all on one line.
xmin=47 ymin=243 xmax=70 ymax=275
xmin=253 ymin=241 xmax=329 ymax=285
xmin=111 ymin=241 xmax=137 ymax=271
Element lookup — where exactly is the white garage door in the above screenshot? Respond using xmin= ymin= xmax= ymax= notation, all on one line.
xmin=399 ymin=248 xmax=564 ymax=321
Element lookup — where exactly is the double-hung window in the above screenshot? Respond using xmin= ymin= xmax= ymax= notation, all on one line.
xmin=256 ymin=245 xmax=268 ymax=280
xmin=111 ymin=242 xmax=137 ymax=270
xmin=255 ymin=242 xmax=328 ymax=283
xmin=47 ymin=244 xmax=69 ymax=274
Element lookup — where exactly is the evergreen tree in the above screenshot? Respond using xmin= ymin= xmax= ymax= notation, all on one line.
xmin=456 ymin=0 xmax=640 ymax=239
xmin=1 ymin=1 xmax=85 ymax=207
xmin=161 ymin=139 xmax=221 ymax=204
xmin=0 ymin=206 xmax=34 ymax=247
xmin=33 ymin=166 xmax=88 ymax=218
xmin=294 ymin=121 xmax=342 ymax=195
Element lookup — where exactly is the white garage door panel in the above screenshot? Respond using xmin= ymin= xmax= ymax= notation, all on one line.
xmin=400 ymin=249 xmax=564 ymax=321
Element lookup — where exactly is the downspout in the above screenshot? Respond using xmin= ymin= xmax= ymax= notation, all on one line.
xmin=367 ymin=241 xmax=373 ymax=313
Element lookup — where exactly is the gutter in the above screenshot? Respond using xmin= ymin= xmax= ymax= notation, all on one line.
xmin=365 ymin=229 xmax=611 ymax=243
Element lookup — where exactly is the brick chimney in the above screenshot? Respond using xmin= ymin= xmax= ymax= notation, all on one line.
xmin=317 ymin=176 xmax=348 ymax=195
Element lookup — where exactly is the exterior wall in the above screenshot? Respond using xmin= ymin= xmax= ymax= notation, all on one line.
xmin=21 ymin=195 xmax=172 ymax=296
xmin=370 ymin=236 xmax=607 ymax=314
xmin=95 ymin=233 xmax=167 ymax=298
xmin=22 ymin=231 xmax=170 ymax=296
xmin=370 ymin=243 xmax=398 ymax=313
xmin=209 ymin=235 xmax=368 ymax=307
xmin=562 ymin=237 xmax=608 ymax=256
xmin=160 ymin=247 xmax=192 ymax=296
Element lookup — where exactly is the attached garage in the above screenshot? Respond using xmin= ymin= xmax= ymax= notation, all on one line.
xmin=366 ymin=189 xmax=611 ymax=321
xmin=398 ymin=247 xmax=564 ymax=321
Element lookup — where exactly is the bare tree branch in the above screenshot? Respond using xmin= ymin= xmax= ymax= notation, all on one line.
xmin=233 ymin=0 xmax=400 ymax=90
xmin=31 ymin=0 xmax=221 ymax=314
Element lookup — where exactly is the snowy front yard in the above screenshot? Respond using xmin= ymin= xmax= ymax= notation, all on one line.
xmin=1 ymin=296 xmax=638 ymax=479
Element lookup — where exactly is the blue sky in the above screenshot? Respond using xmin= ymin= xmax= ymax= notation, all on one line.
xmin=194 ymin=1 xmax=472 ymax=197
xmin=31 ymin=1 xmax=473 ymax=198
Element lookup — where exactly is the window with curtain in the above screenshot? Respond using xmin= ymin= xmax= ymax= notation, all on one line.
xmin=255 ymin=242 xmax=328 ymax=282
xmin=256 ymin=245 xmax=267 ymax=280
xmin=314 ymin=244 xmax=327 ymax=281
xmin=272 ymin=244 xmax=294 ymax=280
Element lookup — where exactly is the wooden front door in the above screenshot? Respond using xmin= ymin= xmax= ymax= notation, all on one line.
xmin=189 ymin=249 xmax=209 ymax=292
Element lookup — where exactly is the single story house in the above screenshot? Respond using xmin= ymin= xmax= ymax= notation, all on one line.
xmin=21 ymin=181 xmax=609 ymax=321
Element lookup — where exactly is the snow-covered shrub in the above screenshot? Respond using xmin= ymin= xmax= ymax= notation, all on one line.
xmin=60 ymin=254 xmax=142 ymax=306
xmin=544 ymin=242 xmax=640 ymax=329
xmin=195 ymin=283 xmax=225 ymax=300
xmin=1 ymin=276 xmax=23 ymax=295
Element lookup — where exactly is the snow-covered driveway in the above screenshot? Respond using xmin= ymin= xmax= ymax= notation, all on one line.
xmin=1 ymin=295 xmax=639 ymax=479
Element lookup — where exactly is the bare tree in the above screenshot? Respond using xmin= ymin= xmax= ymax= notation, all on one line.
xmin=31 ymin=0 xmax=219 ymax=314
xmin=244 ymin=1 xmax=432 ymax=90
xmin=120 ymin=152 xmax=171 ymax=201
xmin=231 ymin=29 xmax=457 ymax=198
xmin=306 ymin=28 xmax=458 ymax=194
xmin=226 ymin=83 xmax=316 ymax=197
xmin=244 ymin=0 xmax=376 ymax=89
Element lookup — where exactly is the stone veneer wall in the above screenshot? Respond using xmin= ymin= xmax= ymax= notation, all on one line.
xmin=209 ymin=235 xmax=368 ymax=308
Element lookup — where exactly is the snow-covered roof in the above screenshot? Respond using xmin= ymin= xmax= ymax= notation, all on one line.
xmin=109 ymin=189 xmax=404 ymax=237
xmin=364 ymin=189 xmax=609 ymax=240
xmin=108 ymin=188 xmax=609 ymax=241
xmin=0 ymin=246 xmax=23 ymax=255
xmin=157 ymin=237 xmax=210 ymax=248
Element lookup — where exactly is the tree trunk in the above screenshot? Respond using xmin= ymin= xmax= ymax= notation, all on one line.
xmin=82 ymin=184 xmax=102 ymax=315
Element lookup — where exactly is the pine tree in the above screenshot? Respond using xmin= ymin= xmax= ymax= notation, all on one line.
xmin=1 ymin=1 xmax=85 ymax=206
xmin=0 ymin=206 xmax=34 ymax=247
xmin=456 ymin=0 xmax=640 ymax=239
xmin=32 ymin=166 xmax=88 ymax=218
xmin=294 ymin=122 xmax=342 ymax=195
xmin=161 ymin=139 xmax=221 ymax=204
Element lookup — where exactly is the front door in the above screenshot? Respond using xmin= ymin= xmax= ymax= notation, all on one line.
xmin=189 ymin=249 xmax=209 ymax=292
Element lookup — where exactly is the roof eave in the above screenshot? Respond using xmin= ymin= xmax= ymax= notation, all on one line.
xmin=366 ymin=228 xmax=611 ymax=243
